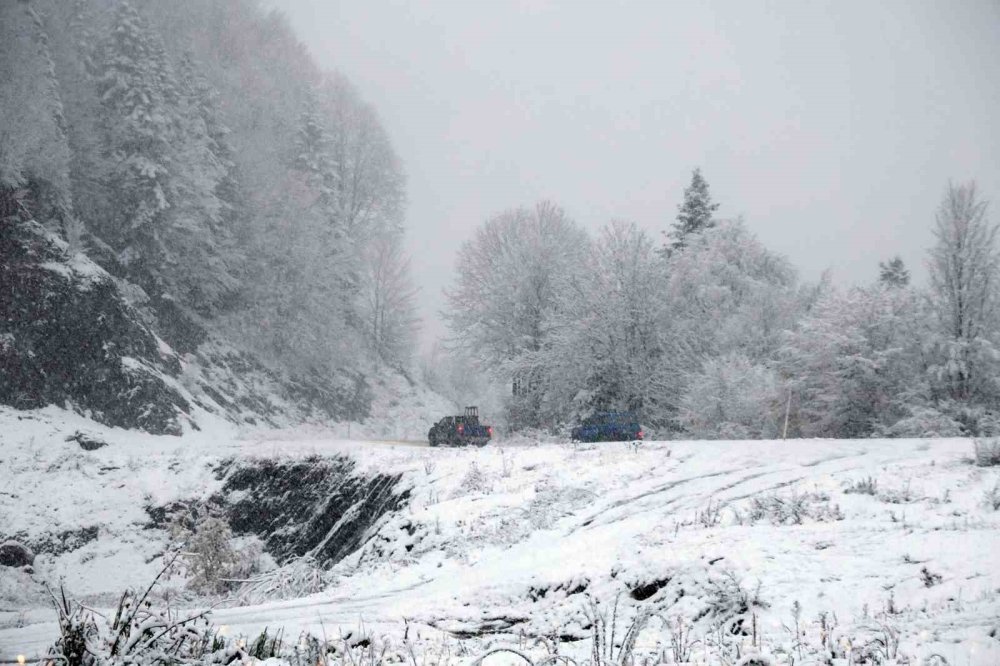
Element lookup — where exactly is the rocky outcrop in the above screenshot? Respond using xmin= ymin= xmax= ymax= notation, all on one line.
xmin=0 ymin=219 xmax=190 ymax=434
xmin=1 ymin=219 xmax=374 ymax=434
xmin=214 ymin=456 xmax=409 ymax=567
xmin=187 ymin=341 xmax=373 ymax=427
xmin=0 ymin=540 xmax=35 ymax=568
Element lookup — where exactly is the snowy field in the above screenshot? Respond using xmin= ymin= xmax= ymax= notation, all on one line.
xmin=1 ymin=406 xmax=999 ymax=665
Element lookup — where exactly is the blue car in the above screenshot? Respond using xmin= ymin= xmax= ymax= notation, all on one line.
xmin=570 ymin=412 xmax=644 ymax=442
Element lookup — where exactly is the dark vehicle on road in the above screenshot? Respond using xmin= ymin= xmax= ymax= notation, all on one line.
xmin=428 ymin=406 xmax=492 ymax=447
xmin=570 ymin=411 xmax=644 ymax=442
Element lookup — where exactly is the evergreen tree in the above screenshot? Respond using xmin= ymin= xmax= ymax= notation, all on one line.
xmin=665 ymin=167 xmax=720 ymax=254
xmin=167 ymin=51 xmax=243 ymax=313
xmin=0 ymin=0 xmax=77 ymax=245
xmin=292 ymin=96 xmax=339 ymax=231
xmin=879 ymin=256 xmax=910 ymax=287
xmin=93 ymin=1 xmax=177 ymax=275
xmin=291 ymin=95 xmax=354 ymax=286
xmin=176 ymin=52 xmax=240 ymax=227
xmin=44 ymin=0 xmax=108 ymax=240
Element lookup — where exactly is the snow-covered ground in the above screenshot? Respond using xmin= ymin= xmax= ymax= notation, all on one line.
xmin=1 ymin=406 xmax=999 ymax=664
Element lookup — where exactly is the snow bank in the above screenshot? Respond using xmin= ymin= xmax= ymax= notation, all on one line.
xmin=1 ymin=407 xmax=998 ymax=664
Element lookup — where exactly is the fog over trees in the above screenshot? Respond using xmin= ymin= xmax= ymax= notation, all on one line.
xmin=2 ymin=0 xmax=418 ymax=392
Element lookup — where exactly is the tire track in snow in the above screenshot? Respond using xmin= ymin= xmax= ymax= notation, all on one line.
xmin=569 ymin=466 xmax=756 ymax=532
xmin=567 ymin=445 xmax=900 ymax=532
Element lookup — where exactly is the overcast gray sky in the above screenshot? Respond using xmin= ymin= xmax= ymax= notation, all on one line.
xmin=279 ymin=0 xmax=1000 ymax=350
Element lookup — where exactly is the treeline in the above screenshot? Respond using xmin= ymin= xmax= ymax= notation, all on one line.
xmin=1 ymin=0 xmax=418 ymax=376
xmin=445 ymin=171 xmax=1000 ymax=440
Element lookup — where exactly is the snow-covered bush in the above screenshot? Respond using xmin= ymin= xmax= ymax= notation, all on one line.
xmin=878 ymin=405 xmax=965 ymax=438
xmin=843 ymin=476 xmax=878 ymax=495
xmin=453 ymin=460 xmax=493 ymax=497
xmin=747 ymin=491 xmax=843 ymax=525
xmin=171 ymin=515 xmax=263 ymax=594
xmin=182 ymin=516 xmax=240 ymax=594
xmin=47 ymin=570 xmax=214 ymax=666
xmin=877 ymin=480 xmax=918 ymax=505
xmin=236 ymin=555 xmax=326 ymax=605
xmin=984 ymin=481 xmax=1000 ymax=511
xmin=974 ymin=437 xmax=1000 ymax=466
xmin=700 ymin=569 xmax=769 ymax=631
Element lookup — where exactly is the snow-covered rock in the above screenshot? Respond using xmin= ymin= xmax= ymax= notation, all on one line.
xmin=0 ymin=220 xmax=191 ymax=434
xmin=0 ymin=542 xmax=34 ymax=568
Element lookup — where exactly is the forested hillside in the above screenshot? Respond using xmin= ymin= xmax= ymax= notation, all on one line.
xmin=1 ymin=0 xmax=419 ymax=432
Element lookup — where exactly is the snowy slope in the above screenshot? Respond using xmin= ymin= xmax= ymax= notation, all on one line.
xmin=1 ymin=407 xmax=998 ymax=665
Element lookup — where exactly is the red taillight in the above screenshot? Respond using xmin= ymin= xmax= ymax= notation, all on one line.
xmin=488 ymin=426 xmax=493 ymax=436
xmin=638 ymin=430 xmax=644 ymax=439
xmin=457 ymin=424 xmax=464 ymax=434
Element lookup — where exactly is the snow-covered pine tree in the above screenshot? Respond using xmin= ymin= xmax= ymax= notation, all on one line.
xmin=878 ymin=256 xmax=910 ymax=287
xmin=291 ymin=92 xmax=355 ymax=291
xmin=41 ymin=0 xmax=107 ymax=244
xmin=664 ymin=167 xmax=720 ymax=254
xmin=293 ymin=95 xmax=337 ymax=206
xmin=166 ymin=51 xmax=243 ymax=314
xmin=176 ymin=52 xmax=241 ymax=229
xmin=248 ymin=93 xmax=362 ymax=369
xmin=93 ymin=0 xmax=177 ymax=278
xmin=0 ymin=0 xmax=77 ymax=246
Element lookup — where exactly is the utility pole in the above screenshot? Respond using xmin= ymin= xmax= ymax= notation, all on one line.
xmin=782 ymin=390 xmax=792 ymax=440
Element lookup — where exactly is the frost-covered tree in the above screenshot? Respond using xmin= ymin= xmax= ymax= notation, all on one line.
xmin=0 ymin=0 xmax=78 ymax=246
xmin=93 ymin=1 xmax=177 ymax=272
xmin=664 ymin=167 xmax=720 ymax=254
xmin=319 ymin=73 xmax=405 ymax=242
xmin=445 ymin=202 xmax=590 ymax=427
xmin=5 ymin=0 xmax=417 ymax=396
xmin=361 ymin=230 xmax=420 ymax=368
xmin=659 ymin=220 xmax=799 ymax=431
xmin=779 ymin=285 xmax=931 ymax=438
xmin=879 ymin=256 xmax=910 ymax=287
xmin=677 ymin=354 xmax=783 ymax=440
xmin=665 ymin=221 xmax=797 ymax=382
xmin=542 ymin=221 xmax=670 ymax=425
xmin=165 ymin=52 xmax=243 ymax=314
xmin=37 ymin=0 xmax=106 ymax=243
xmin=926 ymin=182 xmax=1000 ymax=406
